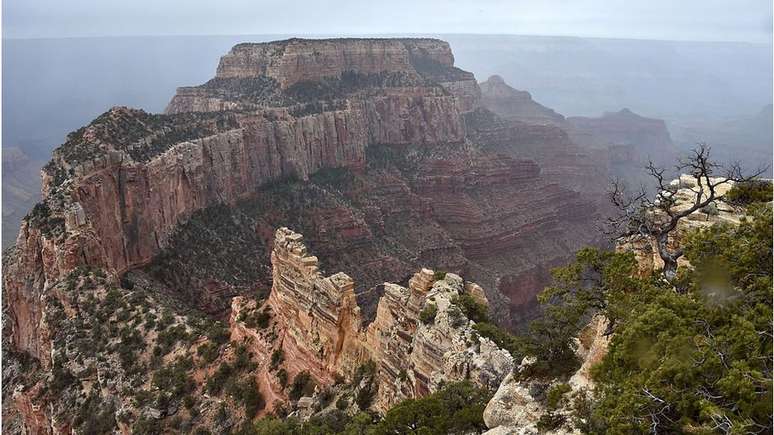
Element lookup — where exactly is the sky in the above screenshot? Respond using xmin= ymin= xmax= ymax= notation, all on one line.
xmin=3 ymin=0 xmax=773 ymax=43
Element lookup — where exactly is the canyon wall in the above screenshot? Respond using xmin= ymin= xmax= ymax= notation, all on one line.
xmin=213 ymin=38 xmax=455 ymax=87
xmin=4 ymin=39 xmax=474 ymax=364
xmin=477 ymin=75 xmax=679 ymax=195
xmin=4 ymin=38 xmax=605 ymax=381
xmin=240 ymin=228 xmax=513 ymax=412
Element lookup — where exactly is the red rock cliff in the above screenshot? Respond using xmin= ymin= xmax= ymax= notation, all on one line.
xmin=232 ymin=228 xmax=513 ymax=413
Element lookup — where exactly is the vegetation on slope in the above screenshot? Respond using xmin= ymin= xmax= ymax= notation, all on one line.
xmin=725 ymin=179 xmax=773 ymax=205
xmin=535 ymin=204 xmax=772 ymax=433
xmin=241 ymin=381 xmax=492 ymax=435
xmin=43 ymin=108 xmax=240 ymax=169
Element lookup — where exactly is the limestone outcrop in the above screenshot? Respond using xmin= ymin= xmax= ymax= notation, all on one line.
xmin=616 ymin=174 xmax=742 ymax=275
xmin=212 ymin=38 xmax=456 ymax=88
xmin=366 ymin=269 xmax=514 ymax=411
xmin=482 ymin=317 xmax=610 ymax=435
xmin=241 ymin=228 xmax=514 ymax=413
xmin=266 ymin=227 xmax=368 ymax=382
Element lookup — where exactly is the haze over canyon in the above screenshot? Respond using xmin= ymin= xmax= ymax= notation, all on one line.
xmin=1 ymin=27 xmax=771 ymax=434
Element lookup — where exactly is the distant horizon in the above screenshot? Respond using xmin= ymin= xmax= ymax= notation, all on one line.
xmin=3 ymin=32 xmax=772 ymax=46
xmin=5 ymin=0 xmax=771 ymax=44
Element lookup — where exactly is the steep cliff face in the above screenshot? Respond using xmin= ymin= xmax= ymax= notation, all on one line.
xmin=166 ymin=38 xmax=478 ymax=114
xmin=239 ymin=228 xmax=513 ymax=413
xmin=266 ymin=228 xmax=368 ymax=382
xmin=479 ymin=75 xmax=564 ymax=125
xmin=474 ymin=80 xmax=609 ymax=198
xmin=565 ymin=108 xmax=679 ymax=181
xmin=213 ymin=38 xmax=455 ymax=87
xmin=3 ymin=38 xmax=606 ymax=433
xmin=477 ymin=75 xmax=679 ymax=196
xmin=4 ymin=39 xmax=477 ymax=365
xmin=366 ymin=269 xmax=514 ymax=411
xmin=132 ymin=139 xmax=602 ymax=329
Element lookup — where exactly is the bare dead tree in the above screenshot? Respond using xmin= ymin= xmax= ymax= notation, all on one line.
xmin=606 ymin=144 xmax=765 ymax=281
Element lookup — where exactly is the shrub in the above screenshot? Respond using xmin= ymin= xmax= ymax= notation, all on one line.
xmin=206 ymin=362 xmax=232 ymax=395
xmin=229 ymin=377 xmax=265 ymax=417
xmin=352 ymin=361 xmax=377 ymax=411
xmin=289 ymin=371 xmax=315 ymax=401
xmin=355 ymin=383 xmax=376 ymax=411
xmin=419 ymin=303 xmax=438 ymax=325
xmin=374 ymin=382 xmax=492 ymax=434
xmin=204 ymin=321 xmax=230 ymax=345
xmin=353 ymin=361 xmax=376 ymax=386
xmin=151 ymin=359 xmax=194 ymax=399
xmin=317 ymin=387 xmax=334 ymax=408
xmin=536 ymin=412 xmax=567 ymax=431
xmin=725 ymin=179 xmax=773 ymax=205
xmin=51 ymin=361 xmax=76 ymax=394
xmin=544 ymin=206 xmax=773 ymax=432
xmin=447 ymin=305 xmax=467 ymax=328
xmin=248 ymin=382 xmax=491 ymax=434
xmin=156 ymin=325 xmax=189 ymax=355
xmin=545 ymin=383 xmax=571 ymax=409
xmin=233 ymin=344 xmax=257 ymax=372
xmin=270 ymin=349 xmax=284 ymax=370
xmin=453 ymin=294 xmax=489 ymax=323
xmin=132 ymin=417 xmax=161 ymax=435
xmin=246 ymin=310 xmax=271 ymax=329
xmin=433 ymin=270 xmax=447 ymax=281
xmin=473 ymin=322 xmax=524 ymax=359
xmin=76 ymin=393 xmax=116 ymax=434
xmin=276 ymin=368 xmax=288 ymax=388
xmin=196 ymin=342 xmax=220 ymax=364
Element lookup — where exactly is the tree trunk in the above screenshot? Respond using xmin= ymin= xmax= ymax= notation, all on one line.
xmin=662 ymin=257 xmax=678 ymax=280
xmin=656 ymin=232 xmax=679 ymax=280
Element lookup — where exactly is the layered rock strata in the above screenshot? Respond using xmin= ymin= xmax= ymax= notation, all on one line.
xmin=3 ymin=38 xmax=603 ymax=394
xmin=479 ymin=75 xmax=564 ymax=125
xmin=477 ymin=75 xmax=679 ymax=195
xmin=234 ymin=228 xmax=514 ymax=413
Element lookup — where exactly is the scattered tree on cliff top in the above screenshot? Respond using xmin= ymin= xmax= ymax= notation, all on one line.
xmin=535 ymin=204 xmax=772 ymax=433
xmin=606 ymin=144 xmax=766 ymax=280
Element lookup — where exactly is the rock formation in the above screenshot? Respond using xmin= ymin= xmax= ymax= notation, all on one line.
xmin=616 ymin=174 xmax=741 ymax=275
xmin=482 ymin=317 xmax=610 ymax=435
xmin=477 ymin=75 xmax=679 ymax=195
xmin=479 ymin=75 xmax=564 ymax=126
xmin=480 ymin=175 xmax=748 ymax=435
xmin=475 ymin=77 xmax=609 ymax=198
xmin=2 ymin=38 xmax=609 ymax=433
xmin=565 ymin=108 xmax=679 ymax=187
xmin=265 ymin=227 xmax=367 ymax=383
xmin=233 ymin=227 xmax=514 ymax=413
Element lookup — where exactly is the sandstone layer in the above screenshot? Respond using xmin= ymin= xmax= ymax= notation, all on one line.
xmin=234 ymin=228 xmax=514 ymax=413
xmin=2 ymin=38 xmax=607 ymax=433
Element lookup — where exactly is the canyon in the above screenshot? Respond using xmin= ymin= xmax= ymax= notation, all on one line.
xmin=2 ymin=37 xmax=679 ymax=433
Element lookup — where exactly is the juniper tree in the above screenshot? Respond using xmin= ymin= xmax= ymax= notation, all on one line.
xmin=606 ymin=144 xmax=765 ymax=280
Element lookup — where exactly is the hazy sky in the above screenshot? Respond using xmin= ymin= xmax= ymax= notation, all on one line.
xmin=3 ymin=0 xmax=773 ymax=42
